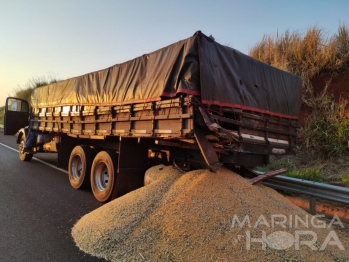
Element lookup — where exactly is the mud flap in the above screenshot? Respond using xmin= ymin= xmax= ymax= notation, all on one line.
xmin=58 ymin=135 xmax=80 ymax=170
xmin=111 ymin=137 xmax=149 ymax=199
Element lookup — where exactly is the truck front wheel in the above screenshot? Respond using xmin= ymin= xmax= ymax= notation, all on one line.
xmin=19 ymin=137 xmax=33 ymax=161
xmin=68 ymin=145 xmax=95 ymax=189
xmin=90 ymin=150 xmax=117 ymax=202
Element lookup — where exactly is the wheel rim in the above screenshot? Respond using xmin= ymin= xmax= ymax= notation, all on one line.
xmin=19 ymin=141 xmax=25 ymax=154
xmin=94 ymin=161 xmax=109 ymax=191
xmin=71 ymin=155 xmax=82 ymax=180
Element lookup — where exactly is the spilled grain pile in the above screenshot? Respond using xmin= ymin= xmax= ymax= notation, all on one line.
xmin=72 ymin=165 xmax=349 ymax=261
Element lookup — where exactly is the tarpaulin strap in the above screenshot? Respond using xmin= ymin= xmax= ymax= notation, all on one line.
xmin=167 ymin=99 xmax=173 ymax=119
xmin=182 ymin=96 xmax=191 ymax=132
xmin=107 ymin=106 xmax=112 ymax=121
xmin=261 ymin=112 xmax=265 ymax=133
xmin=258 ymin=113 xmax=263 ymax=129
xmin=155 ymin=100 xmax=161 ymax=117
xmin=186 ymin=95 xmax=191 ymax=115
xmin=187 ymin=96 xmax=194 ymax=130
xmin=288 ymin=120 xmax=291 ymax=135
xmin=138 ymin=101 xmax=147 ymax=120
xmin=116 ymin=105 xmax=122 ymax=121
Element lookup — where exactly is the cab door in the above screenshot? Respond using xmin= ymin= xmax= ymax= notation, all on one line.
xmin=4 ymin=97 xmax=29 ymax=135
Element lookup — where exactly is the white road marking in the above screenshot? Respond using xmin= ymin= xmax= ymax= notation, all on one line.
xmin=0 ymin=142 xmax=68 ymax=174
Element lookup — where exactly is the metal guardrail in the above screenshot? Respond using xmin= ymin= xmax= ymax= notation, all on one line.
xmin=248 ymin=170 xmax=349 ymax=215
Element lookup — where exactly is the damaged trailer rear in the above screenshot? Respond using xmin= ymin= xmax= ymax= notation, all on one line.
xmin=5 ymin=31 xmax=302 ymax=202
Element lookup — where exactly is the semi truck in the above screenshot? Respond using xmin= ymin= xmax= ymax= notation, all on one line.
xmin=4 ymin=31 xmax=302 ymax=202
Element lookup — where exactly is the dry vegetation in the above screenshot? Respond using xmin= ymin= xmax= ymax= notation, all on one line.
xmin=72 ymin=165 xmax=349 ymax=261
xmin=249 ymin=24 xmax=349 ymax=79
xmin=12 ymin=75 xmax=59 ymax=104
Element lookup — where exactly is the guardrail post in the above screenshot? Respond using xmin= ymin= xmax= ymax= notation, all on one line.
xmin=309 ymin=197 xmax=316 ymax=215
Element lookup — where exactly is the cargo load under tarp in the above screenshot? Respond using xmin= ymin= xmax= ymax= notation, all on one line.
xmin=31 ymin=31 xmax=302 ymax=119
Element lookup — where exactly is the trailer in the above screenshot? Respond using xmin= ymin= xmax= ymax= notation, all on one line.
xmin=4 ymin=31 xmax=302 ymax=202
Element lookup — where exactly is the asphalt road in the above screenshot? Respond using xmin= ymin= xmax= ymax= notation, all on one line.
xmin=0 ymin=132 xmax=105 ymax=262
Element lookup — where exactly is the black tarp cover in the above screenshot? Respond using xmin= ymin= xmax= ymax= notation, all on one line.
xmin=31 ymin=31 xmax=302 ymax=119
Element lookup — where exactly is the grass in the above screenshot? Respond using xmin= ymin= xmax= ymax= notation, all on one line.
xmin=342 ymin=174 xmax=349 ymax=186
xmin=0 ymin=106 xmax=4 ymax=125
xmin=284 ymin=168 xmax=324 ymax=182
xmin=256 ymin=156 xmax=325 ymax=182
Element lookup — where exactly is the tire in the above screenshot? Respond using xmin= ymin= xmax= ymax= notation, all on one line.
xmin=68 ymin=145 xmax=96 ymax=189
xmin=19 ymin=137 xmax=33 ymax=162
xmin=90 ymin=150 xmax=117 ymax=202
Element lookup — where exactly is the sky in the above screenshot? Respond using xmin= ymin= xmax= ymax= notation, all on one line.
xmin=1 ymin=0 xmax=348 ymax=107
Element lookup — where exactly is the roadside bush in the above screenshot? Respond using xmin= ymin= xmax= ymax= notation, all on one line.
xmin=249 ymin=24 xmax=349 ymax=78
xmin=13 ymin=75 xmax=59 ymax=104
xmin=341 ymin=174 xmax=349 ymax=186
xmin=0 ymin=107 xmax=4 ymax=125
xmin=301 ymin=99 xmax=349 ymax=157
xmin=299 ymin=78 xmax=349 ymax=156
xmin=337 ymin=23 xmax=349 ymax=68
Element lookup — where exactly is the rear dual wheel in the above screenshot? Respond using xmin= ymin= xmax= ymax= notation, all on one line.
xmin=90 ymin=151 xmax=117 ymax=202
xmin=68 ymin=145 xmax=96 ymax=189
xmin=68 ymin=146 xmax=117 ymax=202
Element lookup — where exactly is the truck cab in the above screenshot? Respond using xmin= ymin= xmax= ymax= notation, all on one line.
xmin=4 ymin=97 xmax=29 ymax=135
